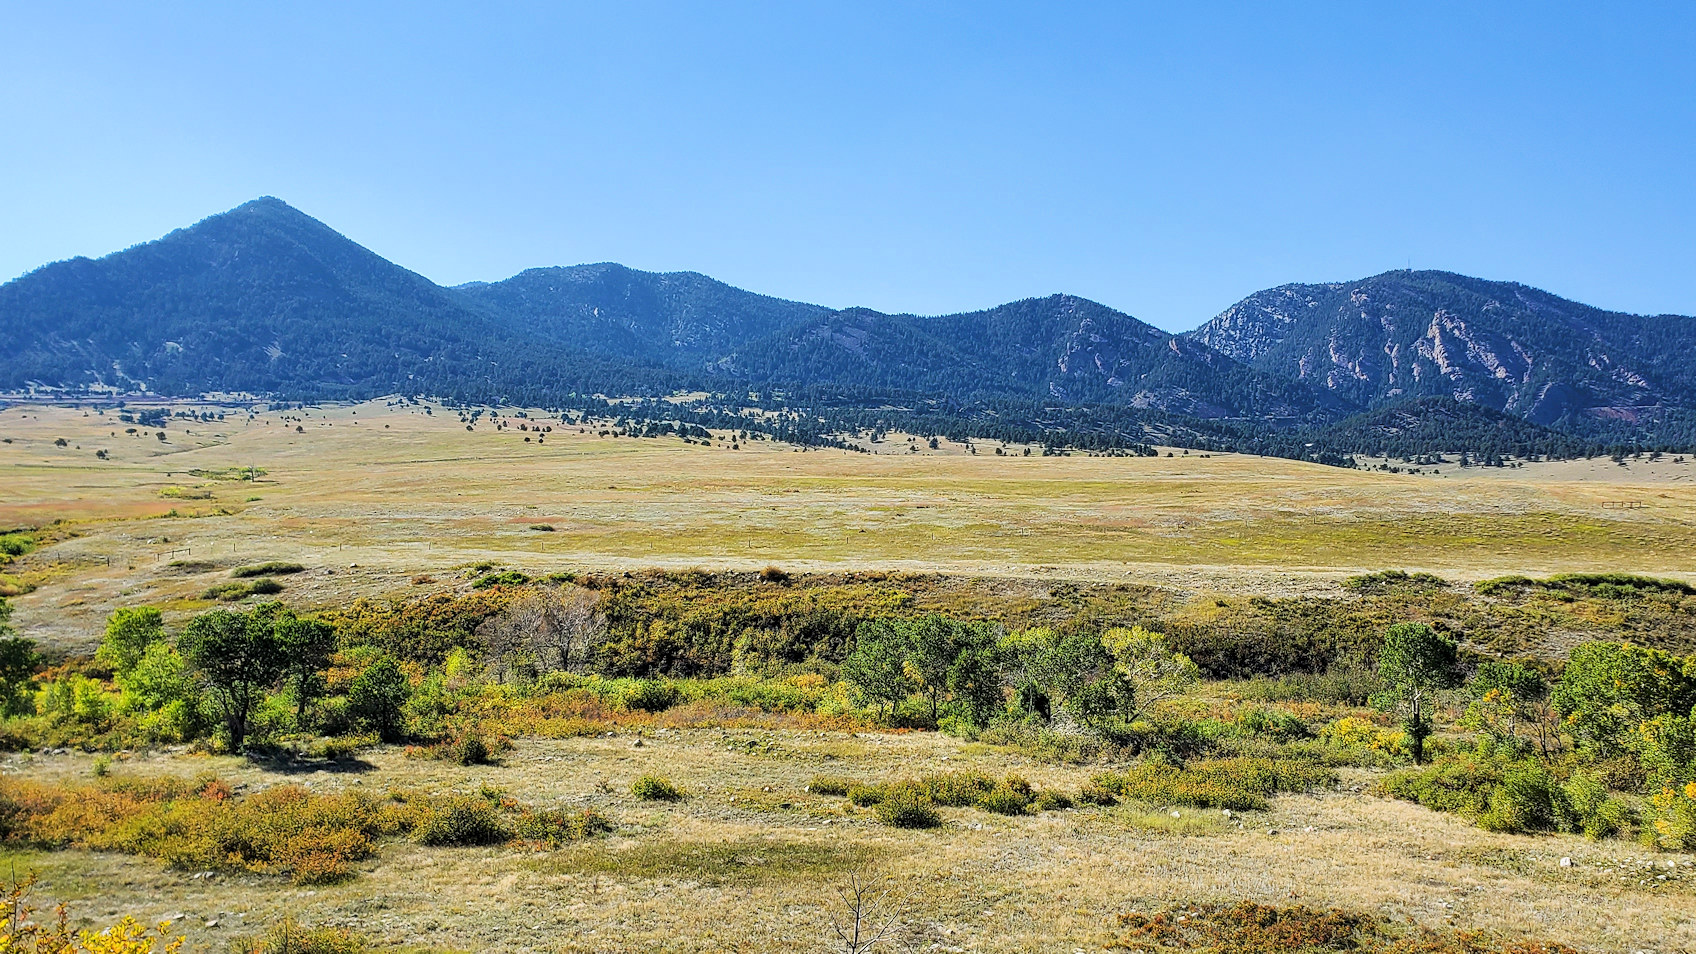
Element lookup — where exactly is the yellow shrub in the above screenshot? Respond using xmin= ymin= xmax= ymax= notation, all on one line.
xmin=1319 ymin=717 xmax=1408 ymax=756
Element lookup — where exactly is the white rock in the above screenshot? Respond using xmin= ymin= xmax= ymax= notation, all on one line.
xmin=1559 ymin=857 xmax=1572 ymax=867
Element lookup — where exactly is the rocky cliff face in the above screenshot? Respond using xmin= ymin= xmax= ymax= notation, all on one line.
xmin=1188 ymin=270 xmax=1696 ymax=426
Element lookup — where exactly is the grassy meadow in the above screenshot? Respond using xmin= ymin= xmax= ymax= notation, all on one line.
xmin=1 ymin=398 xmax=1694 ymax=953
xmin=2 ymin=399 xmax=1694 ymax=652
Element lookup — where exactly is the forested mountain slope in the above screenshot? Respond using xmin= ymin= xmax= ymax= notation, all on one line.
xmin=4 ymin=199 xmax=1694 ymax=452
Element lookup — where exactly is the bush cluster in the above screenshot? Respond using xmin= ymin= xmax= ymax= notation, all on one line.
xmin=824 ymin=770 xmax=1067 ymax=824
xmin=0 ymin=774 xmax=610 ymax=884
xmin=231 ymin=562 xmax=306 ymax=578
xmin=1092 ymin=758 xmax=1335 ymax=811
xmin=806 ymin=774 xmax=853 ymax=796
xmin=631 ymin=773 xmax=683 ymax=801
xmin=1115 ymin=901 xmax=1578 ymax=954
xmin=1380 ymin=749 xmax=1638 ymax=838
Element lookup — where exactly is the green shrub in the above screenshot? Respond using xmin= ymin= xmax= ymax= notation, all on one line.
xmin=1093 ymin=757 xmax=1333 ymax=811
xmin=512 ymin=807 xmax=612 ymax=847
xmin=248 ymin=578 xmax=285 ymax=595
xmin=1236 ymin=706 xmax=1311 ymax=742
xmin=1478 ymin=761 xmax=1566 ymax=834
xmin=232 ymin=562 xmax=306 ymax=578
xmin=1562 ymin=772 xmax=1631 ymax=840
xmin=448 ymin=734 xmax=492 ymax=765
xmin=618 ymin=680 xmax=681 ymax=713
xmin=1342 ymin=570 xmax=1448 ymax=592
xmin=874 ymin=786 xmax=941 ymax=828
xmin=202 ymin=581 xmax=252 ymax=601
xmin=1031 ymin=790 xmax=1074 ymax=812
xmin=414 ymin=796 xmax=512 ymax=846
xmin=1382 ymin=751 xmax=1585 ymax=836
xmin=1647 ymin=786 xmax=1696 ymax=850
xmin=0 ymin=534 xmax=33 ymax=560
xmin=631 ymin=773 xmax=683 ymax=801
xmin=247 ymin=918 xmax=370 ymax=954
xmin=473 ymin=570 xmax=532 ymax=589
xmin=846 ymin=784 xmax=884 ymax=807
xmin=913 ymin=770 xmax=996 ymax=807
xmin=807 ymin=775 xmax=854 ymax=796
xmin=976 ymin=782 xmax=1032 ymax=815
xmin=1076 ymin=782 xmax=1119 ymax=806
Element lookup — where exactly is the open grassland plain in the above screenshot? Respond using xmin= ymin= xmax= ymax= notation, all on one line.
xmin=5 ymin=400 xmax=1696 ymax=953
xmin=3 ymin=728 xmax=1692 ymax=954
xmin=3 ymin=399 xmax=1696 ymax=653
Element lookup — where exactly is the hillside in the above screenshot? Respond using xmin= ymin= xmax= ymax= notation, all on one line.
xmin=1309 ymin=397 xmax=1591 ymax=459
xmin=0 ymin=198 xmax=1341 ymax=425
xmin=455 ymin=263 xmax=828 ymax=366
xmin=4 ymin=200 xmax=1695 ymax=454
xmin=719 ymin=296 xmax=1347 ymax=420
xmin=1188 ymin=270 xmax=1696 ymax=434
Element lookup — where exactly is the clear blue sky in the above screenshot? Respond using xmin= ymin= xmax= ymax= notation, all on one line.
xmin=3 ymin=2 xmax=1692 ymax=331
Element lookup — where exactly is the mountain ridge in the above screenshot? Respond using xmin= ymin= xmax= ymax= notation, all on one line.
xmin=1187 ymin=269 xmax=1696 ymax=433
xmin=3 ymin=198 xmax=1694 ymax=453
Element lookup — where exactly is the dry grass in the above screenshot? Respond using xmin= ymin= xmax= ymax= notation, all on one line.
xmin=3 ymin=400 xmax=1696 ymax=653
xmin=1 ymin=728 xmax=1690 ymax=953
xmin=4 ymin=399 xmax=1696 ymax=949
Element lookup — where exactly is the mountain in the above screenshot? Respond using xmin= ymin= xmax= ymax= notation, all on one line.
xmin=3 ymin=199 xmax=1693 ymax=455
xmin=1 ymin=198 xmax=1340 ymax=423
xmin=720 ymin=296 xmax=1345 ymax=420
xmin=455 ymin=263 xmax=827 ymax=366
xmin=1188 ymin=270 xmax=1696 ymax=430
xmin=457 ymin=264 xmax=1336 ymax=420
xmin=0 ymin=199 xmax=696 ymax=403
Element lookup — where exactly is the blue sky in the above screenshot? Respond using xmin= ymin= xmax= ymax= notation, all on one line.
xmin=2 ymin=2 xmax=1692 ymax=331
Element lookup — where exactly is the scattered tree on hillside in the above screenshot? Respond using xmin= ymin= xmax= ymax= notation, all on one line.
xmin=1373 ymin=623 xmax=1460 ymax=764
xmin=0 ymin=599 xmax=38 ymax=717
xmin=178 ymin=604 xmax=290 ymax=750
xmin=348 ymin=655 xmax=410 ymax=742
xmin=96 ymin=606 xmax=165 ymax=676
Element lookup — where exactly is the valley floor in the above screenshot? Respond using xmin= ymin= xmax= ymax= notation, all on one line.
xmin=3 ymin=399 xmax=1695 ymax=655
xmin=5 ymin=729 xmax=1692 ymax=954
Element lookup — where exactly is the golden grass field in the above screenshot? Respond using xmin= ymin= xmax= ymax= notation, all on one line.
xmin=4 ymin=726 xmax=1693 ymax=954
xmin=3 ymin=398 xmax=1696 ymax=654
xmin=4 ymin=399 xmax=1696 ymax=952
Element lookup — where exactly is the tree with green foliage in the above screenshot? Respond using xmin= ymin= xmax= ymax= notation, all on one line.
xmin=1373 ymin=623 xmax=1460 ymax=764
xmin=1463 ymin=660 xmax=1557 ymax=756
xmin=902 ymin=615 xmax=1002 ymax=724
xmin=275 ymin=614 xmax=337 ymax=722
xmin=96 ymin=606 xmax=164 ymax=676
xmin=940 ymin=625 xmax=1004 ymax=727
xmin=348 ymin=655 xmax=411 ymax=741
xmin=177 ymin=604 xmax=289 ymax=751
xmin=117 ymin=641 xmax=205 ymax=740
xmin=840 ymin=621 xmax=916 ymax=717
xmin=0 ymin=598 xmax=38 ymax=717
xmin=1550 ymin=641 xmax=1696 ymax=755
xmin=840 ymin=616 xmax=1003 ymax=724
xmin=1102 ymin=626 xmax=1200 ymax=724
xmin=1001 ymin=626 xmax=1131 ymax=734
